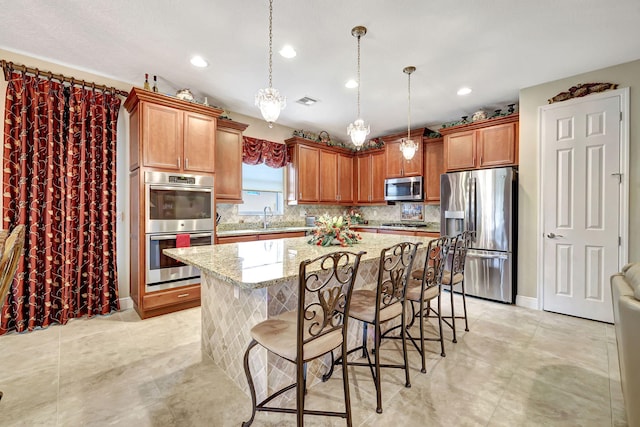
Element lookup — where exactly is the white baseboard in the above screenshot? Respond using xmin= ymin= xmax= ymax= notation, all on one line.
xmin=119 ymin=296 xmax=134 ymax=311
xmin=515 ymin=295 xmax=539 ymax=310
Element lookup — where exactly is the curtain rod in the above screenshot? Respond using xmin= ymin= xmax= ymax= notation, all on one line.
xmin=1 ymin=59 xmax=129 ymax=97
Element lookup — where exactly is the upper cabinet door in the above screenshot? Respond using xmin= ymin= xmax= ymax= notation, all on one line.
xmin=444 ymin=130 xmax=476 ymax=171
xmin=424 ymin=138 xmax=444 ymax=204
xmin=183 ymin=112 xmax=216 ymax=174
xmin=476 ymin=122 xmax=517 ymax=168
xmin=297 ymin=144 xmax=320 ymax=202
xmin=402 ymin=142 xmax=423 ymax=177
xmin=337 ymin=153 xmax=353 ymax=204
xmin=215 ymin=126 xmax=243 ymax=201
xmin=355 ymin=155 xmax=371 ymax=204
xmin=319 ymin=150 xmax=338 ymax=203
xmin=385 ymin=141 xmax=405 ymax=178
xmin=370 ymin=150 xmax=386 ymax=203
xmin=142 ymin=103 xmax=182 ymax=170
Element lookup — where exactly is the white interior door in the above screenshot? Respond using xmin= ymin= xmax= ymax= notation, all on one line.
xmin=541 ymin=93 xmax=622 ymax=323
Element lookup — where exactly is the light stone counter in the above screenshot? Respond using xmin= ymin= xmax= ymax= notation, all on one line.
xmin=164 ymin=233 xmax=434 ymax=403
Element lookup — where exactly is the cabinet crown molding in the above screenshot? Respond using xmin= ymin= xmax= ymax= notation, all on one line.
xmin=124 ymin=87 xmax=223 ymax=117
xmin=439 ymin=113 xmax=519 ymax=135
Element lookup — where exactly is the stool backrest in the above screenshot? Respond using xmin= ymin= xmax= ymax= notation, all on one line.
xmin=418 ymin=236 xmax=450 ymax=289
xmin=297 ymin=250 xmax=364 ymax=348
xmin=449 ymin=230 xmax=474 ymax=275
xmin=0 ymin=225 xmax=26 ymax=308
xmin=376 ymin=242 xmax=420 ymax=311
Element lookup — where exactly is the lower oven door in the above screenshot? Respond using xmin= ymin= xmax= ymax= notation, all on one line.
xmin=146 ymin=232 xmax=212 ymax=292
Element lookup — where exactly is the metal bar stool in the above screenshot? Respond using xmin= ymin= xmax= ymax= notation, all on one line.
xmin=441 ymin=230 xmax=474 ymax=343
xmin=405 ymin=236 xmax=450 ymax=372
xmin=241 ymin=250 xmax=364 ymax=427
xmin=325 ymin=241 xmax=420 ymax=414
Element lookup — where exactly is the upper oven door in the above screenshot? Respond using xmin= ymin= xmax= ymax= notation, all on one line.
xmin=146 ymin=185 xmax=213 ymax=233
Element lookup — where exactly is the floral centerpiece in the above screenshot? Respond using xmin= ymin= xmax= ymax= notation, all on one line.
xmin=308 ymin=214 xmax=361 ymax=247
xmin=346 ymin=208 xmax=364 ymax=225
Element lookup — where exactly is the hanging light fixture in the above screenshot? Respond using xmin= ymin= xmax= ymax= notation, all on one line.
xmin=347 ymin=26 xmax=370 ymax=148
xmin=255 ymin=0 xmax=286 ymax=128
xmin=400 ymin=66 xmax=419 ymax=160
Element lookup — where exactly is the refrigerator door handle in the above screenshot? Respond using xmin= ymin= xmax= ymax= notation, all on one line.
xmin=468 ymin=177 xmax=476 ymax=234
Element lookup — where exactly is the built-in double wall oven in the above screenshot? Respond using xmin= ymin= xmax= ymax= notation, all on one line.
xmin=145 ymin=171 xmax=214 ymax=292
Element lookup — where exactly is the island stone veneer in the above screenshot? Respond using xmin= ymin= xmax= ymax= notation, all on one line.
xmin=165 ymin=234 xmax=434 ymax=403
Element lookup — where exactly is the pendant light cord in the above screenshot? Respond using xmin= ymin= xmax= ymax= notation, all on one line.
xmin=356 ymin=33 xmax=361 ymax=118
xmin=268 ymin=0 xmax=273 ymax=89
xmin=407 ymin=70 xmax=411 ymax=139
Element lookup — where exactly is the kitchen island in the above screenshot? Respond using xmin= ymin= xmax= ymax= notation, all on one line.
xmin=164 ymin=233 xmax=435 ymax=401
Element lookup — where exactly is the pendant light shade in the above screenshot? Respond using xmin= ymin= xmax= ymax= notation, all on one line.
xmin=255 ymin=0 xmax=286 ymax=128
xmin=347 ymin=26 xmax=370 ymax=148
xmin=400 ymin=66 xmax=418 ymax=160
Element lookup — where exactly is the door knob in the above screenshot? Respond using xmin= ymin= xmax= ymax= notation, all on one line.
xmin=547 ymin=232 xmax=564 ymax=238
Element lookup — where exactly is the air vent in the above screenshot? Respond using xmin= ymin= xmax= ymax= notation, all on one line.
xmin=296 ymin=96 xmax=318 ymax=106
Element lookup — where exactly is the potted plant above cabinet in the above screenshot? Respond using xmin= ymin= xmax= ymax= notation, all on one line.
xmin=440 ymin=114 xmax=519 ymax=171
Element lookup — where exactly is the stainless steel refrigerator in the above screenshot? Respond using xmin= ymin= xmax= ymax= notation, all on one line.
xmin=440 ymin=167 xmax=517 ymax=303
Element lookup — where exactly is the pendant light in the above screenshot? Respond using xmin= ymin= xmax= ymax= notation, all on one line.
xmin=400 ymin=66 xmax=418 ymax=160
xmin=347 ymin=26 xmax=370 ymax=148
xmin=255 ymin=0 xmax=286 ymax=128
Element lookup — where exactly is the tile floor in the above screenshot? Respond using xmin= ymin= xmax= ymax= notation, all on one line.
xmin=0 ymin=293 xmax=627 ymax=426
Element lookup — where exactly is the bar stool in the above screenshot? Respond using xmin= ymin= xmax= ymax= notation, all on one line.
xmin=405 ymin=236 xmax=450 ymax=373
xmin=326 ymin=241 xmax=420 ymax=414
xmin=442 ymin=230 xmax=474 ymax=343
xmin=241 ymin=250 xmax=364 ymax=427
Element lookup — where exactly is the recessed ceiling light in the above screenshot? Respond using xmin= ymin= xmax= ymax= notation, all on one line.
xmin=296 ymin=96 xmax=318 ymax=106
xmin=457 ymin=87 xmax=472 ymax=96
xmin=190 ymin=56 xmax=209 ymax=68
xmin=345 ymin=79 xmax=358 ymax=89
xmin=279 ymin=45 xmax=297 ymax=58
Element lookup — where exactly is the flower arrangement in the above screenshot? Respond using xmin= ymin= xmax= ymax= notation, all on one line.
xmin=307 ymin=214 xmax=361 ymax=247
xmin=345 ymin=208 xmax=364 ymax=224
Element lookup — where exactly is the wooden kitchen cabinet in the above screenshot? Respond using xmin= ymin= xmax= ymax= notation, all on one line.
xmin=286 ymin=137 xmax=354 ymax=205
xmin=441 ymin=114 xmax=519 ymax=171
xmin=319 ymin=150 xmax=353 ymax=204
xmin=125 ymin=88 xmax=222 ymax=174
xmin=382 ymin=129 xmax=426 ymax=178
xmin=217 ymin=230 xmax=306 ymax=244
xmin=423 ymin=137 xmax=444 ymax=204
xmin=354 ymin=149 xmax=386 ymax=204
xmin=124 ymin=88 xmax=222 ymax=319
xmin=215 ymin=118 xmax=249 ymax=203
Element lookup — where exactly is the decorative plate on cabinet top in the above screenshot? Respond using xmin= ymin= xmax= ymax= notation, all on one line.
xmin=176 ymin=89 xmax=194 ymax=101
xmin=472 ymin=110 xmax=487 ymax=122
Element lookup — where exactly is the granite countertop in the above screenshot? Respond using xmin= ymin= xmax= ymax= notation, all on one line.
xmin=164 ymin=233 xmax=435 ymax=290
xmin=216 ymin=224 xmax=440 ymax=237
xmin=217 ymin=226 xmax=313 ymax=237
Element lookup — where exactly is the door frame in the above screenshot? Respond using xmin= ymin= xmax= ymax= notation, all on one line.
xmin=537 ymin=87 xmax=629 ymax=311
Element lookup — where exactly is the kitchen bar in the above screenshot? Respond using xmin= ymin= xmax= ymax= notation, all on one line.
xmin=164 ymin=233 xmax=435 ymax=401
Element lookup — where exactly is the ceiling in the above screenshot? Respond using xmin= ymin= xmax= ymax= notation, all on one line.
xmin=2 ymin=1 xmax=640 ymax=142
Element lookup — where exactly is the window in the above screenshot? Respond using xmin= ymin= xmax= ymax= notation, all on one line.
xmin=237 ymin=163 xmax=284 ymax=215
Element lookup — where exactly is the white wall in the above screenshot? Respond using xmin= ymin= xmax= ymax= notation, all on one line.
xmin=518 ymin=58 xmax=640 ymax=300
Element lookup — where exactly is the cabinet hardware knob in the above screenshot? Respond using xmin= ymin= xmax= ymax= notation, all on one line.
xmin=177 ymin=157 xmax=181 ymax=168
xmin=299 ymin=192 xmax=302 ymax=198
xmin=177 ymin=293 xmax=189 ymax=298
xmin=185 ymin=158 xmax=189 ymax=169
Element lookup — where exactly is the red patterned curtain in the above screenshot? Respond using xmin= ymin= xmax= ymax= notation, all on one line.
xmin=242 ymin=136 xmax=288 ymax=168
xmin=1 ymin=72 xmax=121 ymax=334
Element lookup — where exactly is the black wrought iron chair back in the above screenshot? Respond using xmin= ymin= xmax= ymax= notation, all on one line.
xmin=242 ymin=250 xmax=364 ymax=427
xmin=442 ymin=230 xmax=475 ymax=343
xmin=405 ymin=236 xmax=450 ymax=373
xmin=325 ymin=241 xmax=420 ymax=414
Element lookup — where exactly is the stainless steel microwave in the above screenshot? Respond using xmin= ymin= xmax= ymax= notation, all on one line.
xmin=384 ymin=176 xmax=423 ymax=201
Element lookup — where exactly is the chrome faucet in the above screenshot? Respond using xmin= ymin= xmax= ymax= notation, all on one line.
xmin=263 ymin=206 xmax=273 ymax=229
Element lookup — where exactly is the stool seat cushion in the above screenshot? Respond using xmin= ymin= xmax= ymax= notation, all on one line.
xmin=442 ymin=271 xmax=464 ymax=286
xmin=347 ymin=289 xmax=403 ymax=323
xmin=250 ymin=310 xmax=342 ymax=363
xmin=405 ymin=279 xmax=440 ymax=302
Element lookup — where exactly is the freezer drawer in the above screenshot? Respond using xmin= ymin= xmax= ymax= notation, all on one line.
xmin=457 ymin=249 xmax=513 ymax=303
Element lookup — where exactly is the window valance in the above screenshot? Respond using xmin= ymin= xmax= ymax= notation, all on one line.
xmin=242 ymin=136 xmax=289 ymax=168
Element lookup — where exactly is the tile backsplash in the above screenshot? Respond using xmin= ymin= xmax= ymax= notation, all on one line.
xmin=216 ymin=202 xmax=440 ymax=230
